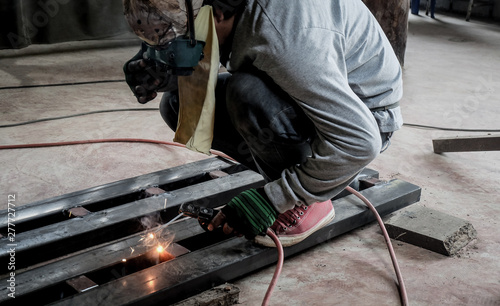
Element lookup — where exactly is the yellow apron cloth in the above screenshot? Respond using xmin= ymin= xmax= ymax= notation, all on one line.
xmin=174 ymin=5 xmax=219 ymax=155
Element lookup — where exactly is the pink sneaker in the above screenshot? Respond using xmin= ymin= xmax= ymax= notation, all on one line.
xmin=254 ymin=200 xmax=335 ymax=247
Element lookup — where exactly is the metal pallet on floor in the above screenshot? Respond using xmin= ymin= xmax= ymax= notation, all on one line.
xmin=0 ymin=157 xmax=421 ymax=305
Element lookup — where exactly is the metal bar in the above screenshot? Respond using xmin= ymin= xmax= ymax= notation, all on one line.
xmin=0 ymin=157 xmax=233 ymax=228
xmin=332 ymin=168 xmax=379 ymax=200
xmin=0 ymin=170 xmax=265 ymax=273
xmin=433 ymin=135 xmax=500 ymax=153
xmin=51 ymin=179 xmax=421 ymax=306
xmin=0 ymin=167 xmax=376 ymax=272
xmin=0 ymin=159 xmax=416 ymax=306
xmin=0 ymin=167 xmax=380 ymax=302
xmin=0 ymin=219 xmax=202 ymax=304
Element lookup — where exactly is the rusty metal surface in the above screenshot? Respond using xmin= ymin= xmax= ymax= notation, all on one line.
xmin=143 ymin=187 xmax=167 ymax=197
xmin=66 ymin=276 xmax=98 ymax=293
xmin=67 ymin=206 xmax=91 ymax=218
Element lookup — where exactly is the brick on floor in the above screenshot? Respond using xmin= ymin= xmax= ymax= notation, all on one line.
xmin=384 ymin=205 xmax=477 ymax=256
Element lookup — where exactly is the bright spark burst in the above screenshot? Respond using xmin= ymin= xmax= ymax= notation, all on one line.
xmin=129 ymin=213 xmax=182 ymax=260
xmin=135 ymin=225 xmax=176 ymax=257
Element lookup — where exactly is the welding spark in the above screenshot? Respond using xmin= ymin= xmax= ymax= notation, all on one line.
xmin=132 ymin=214 xmax=181 ymax=261
xmin=155 ymin=213 xmax=184 ymax=234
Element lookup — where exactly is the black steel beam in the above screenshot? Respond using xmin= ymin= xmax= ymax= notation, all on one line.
xmin=0 ymin=157 xmax=233 ymax=228
xmin=0 ymin=170 xmax=265 ymax=273
xmin=50 ymin=179 xmax=421 ymax=306
xmin=0 ymin=157 xmax=418 ymax=306
xmin=433 ymin=135 xmax=500 ymax=153
xmin=0 ymin=218 xmax=204 ymax=304
xmin=0 ymin=167 xmax=380 ymax=305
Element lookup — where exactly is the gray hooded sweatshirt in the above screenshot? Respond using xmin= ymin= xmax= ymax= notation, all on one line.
xmin=228 ymin=0 xmax=403 ymax=213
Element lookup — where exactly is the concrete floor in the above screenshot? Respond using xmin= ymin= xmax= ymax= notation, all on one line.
xmin=1 ymin=11 xmax=499 ymax=306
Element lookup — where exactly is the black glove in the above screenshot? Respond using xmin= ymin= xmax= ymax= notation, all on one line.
xmin=123 ymin=43 xmax=177 ymax=104
xmin=221 ymin=188 xmax=278 ymax=239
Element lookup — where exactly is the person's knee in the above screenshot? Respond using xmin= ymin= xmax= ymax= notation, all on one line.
xmin=159 ymin=90 xmax=179 ymax=132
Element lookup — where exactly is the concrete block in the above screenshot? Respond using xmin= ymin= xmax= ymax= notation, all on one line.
xmin=173 ymin=283 xmax=240 ymax=306
xmin=384 ymin=205 xmax=477 ymax=256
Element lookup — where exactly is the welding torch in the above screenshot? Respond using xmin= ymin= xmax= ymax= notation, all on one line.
xmin=179 ymin=203 xmax=218 ymax=231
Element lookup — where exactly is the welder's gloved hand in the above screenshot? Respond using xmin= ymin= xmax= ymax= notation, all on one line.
xmin=123 ymin=44 xmax=177 ymax=104
xmin=209 ymin=188 xmax=279 ymax=239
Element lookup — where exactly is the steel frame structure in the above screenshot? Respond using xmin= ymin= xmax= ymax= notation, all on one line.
xmin=0 ymin=157 xmax=421 ymax=305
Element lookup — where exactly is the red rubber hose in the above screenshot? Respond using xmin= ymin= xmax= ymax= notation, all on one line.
xmin=345 ymin=186 xmax=409 ymax=306
xmin=262 ymin=229 xmax=284 ymax=306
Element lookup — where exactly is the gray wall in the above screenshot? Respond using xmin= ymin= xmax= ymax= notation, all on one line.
xmin=0 ymin=0 xmax=131 ymax=50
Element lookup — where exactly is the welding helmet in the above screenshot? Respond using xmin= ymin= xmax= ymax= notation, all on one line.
xmin=123 ymin=0 xmax=206 ymax=75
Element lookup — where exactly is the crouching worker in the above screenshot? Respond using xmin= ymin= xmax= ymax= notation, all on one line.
xmin=122 ymin=0 xmax=403 ymax=247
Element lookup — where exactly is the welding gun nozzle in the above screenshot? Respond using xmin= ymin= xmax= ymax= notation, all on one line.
xmin=179 ymin=203 xmax=216 ymax=221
